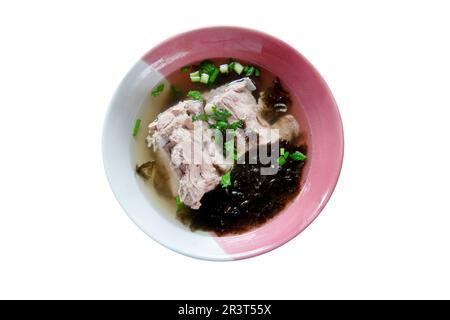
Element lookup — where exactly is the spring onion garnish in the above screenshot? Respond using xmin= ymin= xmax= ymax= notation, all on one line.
xmin=192 ymin=113 xmax=209 ymax=122
xmin=211 ymin=106 xmax=232 ymax=121
xmin=241 ymin=64 xmax=258 ymax=76
xmin=233 ymin=62 xmax=244 ymax=75
xmin=189 ymin=59 xmax=259 ymax=84
xmin=243 ymin=65 xmax=255 ymax=76
xmin=220 ymin=171 xmax=232 ymax=188
xmin=224 ymin=139 xmax=238 ymax=160
xmin=151 ymin=83 xmax=164 ymax=97
xmin=209 ymin=120 xmax=228 ymax=131
xmin=198 ymin=60 xmax=220 ymax=85
xmin=290 ymin=151 xmax=307 ymax=161
xmin=176 ymin=195 xmax=185 ymax=211
xmin=191 ymin=105 xmax=242 ymax=132
xmin=132 ymin=118 xmax=141 ymax=137
xmin=229 ymin=119 xmax=244 ymax=130
xmin=199 ymin=60 xmax=216 ymax=75
xmin=209 ymin=68 xmax=220 ymax=84
xmin=224 ymin=140 xmax=234 ymax=159
xmin=245 ymin=66 xmax=255 ymax=76
xmin=200 ymin=73 xmax=210 ymax=84
xmin=187 ymin=90 xmax=203 ymax=101
xmin=190 ymin=71 xmax=201 ymax=82
xmin=278 ymin=148 xmax=291 ymax=166
xmin=220 ymin=64 xmax=229 ymax=74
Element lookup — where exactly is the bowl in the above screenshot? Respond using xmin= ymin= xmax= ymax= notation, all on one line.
xmin=102 ymin=26 xmax=344 ymax=261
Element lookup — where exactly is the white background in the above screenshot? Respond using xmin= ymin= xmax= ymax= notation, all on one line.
xmin=0 ymin=0 xmax=449 ymax=299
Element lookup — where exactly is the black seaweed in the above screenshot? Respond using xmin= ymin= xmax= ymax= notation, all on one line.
xmin=135 ymin=161 xmax=155 ymax=180
xmin=178 ymin=142 xmax=307 ymax=235
xmin=264 ymin=77 xmax=292 ymax=110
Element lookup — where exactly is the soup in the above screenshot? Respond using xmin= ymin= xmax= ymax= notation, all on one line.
xmin=132 ymin=59 xmax=308 ymax=235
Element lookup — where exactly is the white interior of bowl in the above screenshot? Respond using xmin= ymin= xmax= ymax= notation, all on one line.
xmin=102 ymin=60 xmax=229 ymax=260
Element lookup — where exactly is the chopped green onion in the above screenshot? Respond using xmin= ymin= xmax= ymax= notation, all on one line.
xmin=233 ymin=62 xmax=244 ymax=75
xmin=245 ymin=66 xmax=255 ymax=76
xmin=224 ymin=139 xmax=239 ymax=160
xmin=200 ymin=73 xmax=210 ymax=84
xmin=229 ymin=119 xmax=244 ymax=130
xmin=190 ymin=71 xmax=200 ymax=82
xmin=228 ymin=62 xmax=236 ymax=71
xmin=208 ymin=68 xmax=219 ymax=84
xmin=151 ymin=83 xmax=164 ymax=97
xmin=220 ymin=171 xmax=231 ymax=188
xmin=220 ymin=64 xmax=229 ymax=74
xmin=211 ymin=106 xmax=232 ymax=121
xmin=283 ymin=151 xmax=290 ymax=159
xmin=210 ymin=121 xmax=228 ymax=131
xmin=280 ymin=148 xmax=285 ymax=156
xmin=290 ymin=151 xmax=307 ymax=161
xmin=224 ymin=140 xmax=234 ymax=159
xmin=180 ymin=66 xmax=190 ymax=72
xmin=278 ymin=156 xmax=286 ymax=166
xmin=187 ymin=90 xmax=203 ymax=101
xmin=199 ymin=60 xmax=216 ymax=75
xmin=192 ymin=113 xmax=209 ymax=121
xmin=207 ymin=106 xmax=244 ymax=132
xmin=204 ymin=106 xmax=244 ymax=132
xmin=254 ymin=68 xmax=261 ymax=77
xmin=176 ymin=195 xmax=185 ymax=211
xmin=132 ymin=118 xmax=141 ymax=137
xmin=197 ymin=60 xmax=220 ymax=85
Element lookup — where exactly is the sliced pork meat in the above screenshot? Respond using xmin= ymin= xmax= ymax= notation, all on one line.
xmin=147 ymin=100 xmax=225 ymax=209
xmin=146 ymin=78 xmax=300 ymax=209
xmin=204 ymin=77 xmax=299 ymax=146
xmin=152 ymin=148 xmax=179 ymax=198
xmin=271 ymin=114 xmax=300 ymax=143
xmin=204 ymin=78 xmax=270 ymax=132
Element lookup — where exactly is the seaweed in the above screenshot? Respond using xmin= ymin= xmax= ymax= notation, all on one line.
xmin=135 ymin=160 xmax=155 ymax=180
xmin=178 ymin=142 xmax=307 ymax=235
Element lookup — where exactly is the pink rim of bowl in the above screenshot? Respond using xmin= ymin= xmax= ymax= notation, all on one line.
xmin=103 ymin=26 xmax=344 ymax=261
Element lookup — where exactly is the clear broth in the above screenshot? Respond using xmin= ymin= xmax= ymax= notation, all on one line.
xmin=131 ymin=59 xmax=310 ymax=231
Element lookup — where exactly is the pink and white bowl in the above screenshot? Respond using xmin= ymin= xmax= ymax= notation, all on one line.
xmin=102 ymin=26 xmax=344 ymax=261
